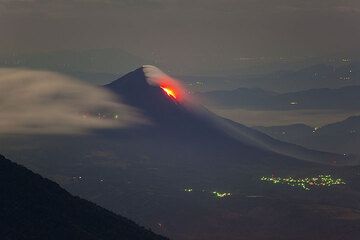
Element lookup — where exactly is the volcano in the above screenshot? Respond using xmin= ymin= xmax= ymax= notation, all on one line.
xmin=105 ymin=65 xmax=356 ymax=166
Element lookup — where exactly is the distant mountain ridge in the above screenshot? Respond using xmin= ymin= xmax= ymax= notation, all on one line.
xmin=256 ymin=115 xmax=360 ymax=155
xmin=239 ymin=63 xmax=360 ymax=92
xmin=0 ymin=154 xmax=168 ymax=240
xmin=178 ymin=62 xmax=360 ymax=93
xmin=197 ymin=85 xmax=360 ymax=110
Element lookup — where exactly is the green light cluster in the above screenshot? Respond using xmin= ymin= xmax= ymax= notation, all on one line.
xmin=260 ymin=174 xmax=345 ymax=190
xmin=183 ymin=189 xmax=232 ymax=198
xmin=212 ymin=191 xmax=231 ymax=198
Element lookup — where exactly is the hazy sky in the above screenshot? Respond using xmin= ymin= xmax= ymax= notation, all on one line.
xmin=1 ymin=0 xmax=360 ymax=71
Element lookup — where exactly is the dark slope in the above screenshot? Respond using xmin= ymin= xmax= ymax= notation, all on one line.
xmin=0 ymin=154 xmax=168 ymax=240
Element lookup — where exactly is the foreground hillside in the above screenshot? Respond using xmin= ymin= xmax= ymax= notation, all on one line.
xmin=0 ymin=154 xmax=168 ymax=240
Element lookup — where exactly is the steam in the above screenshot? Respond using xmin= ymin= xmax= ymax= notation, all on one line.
xmin=0 ymin=68 xmax=145 ymax=134
xmin=142 ymin=65 xmax=181 ymax=88
xmin=142 ymin=65 xmax=186 ymax=101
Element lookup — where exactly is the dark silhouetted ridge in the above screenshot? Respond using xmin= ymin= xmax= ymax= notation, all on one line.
xmin=0 ymin=154 xmax=168 ymax=240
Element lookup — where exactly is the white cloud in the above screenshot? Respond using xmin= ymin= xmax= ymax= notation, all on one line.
xmin=0 ymin=68 xmax=145 ymax=134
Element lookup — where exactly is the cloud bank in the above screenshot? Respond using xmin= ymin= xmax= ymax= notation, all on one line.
xmin=0 ymin=68 xmax=144 ymax=134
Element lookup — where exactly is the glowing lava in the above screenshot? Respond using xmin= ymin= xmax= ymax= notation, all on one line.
xmin=160 ymin=86 xmax=177 ymax=99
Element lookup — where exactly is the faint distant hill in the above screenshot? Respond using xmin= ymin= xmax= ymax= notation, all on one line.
xmin=178 ymin=62 xmax=360 ymax=93
xmin=0 ymin=154 xmax=168 ymax=240
xmin=197 ymin=85 xmax=360 ymax=110
xmin=240 ymin=63 xmax=360 ymax=92
xmin=0 ymin=48 xmax=150 ymax=84
xmin=256 ymin=124 xmax=315 ymax=142
xmin=256 ymin=115 xmax=360 ymax=155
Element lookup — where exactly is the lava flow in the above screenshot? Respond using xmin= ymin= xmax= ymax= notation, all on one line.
xmin=160 ymin=85 xmax=177 ymax=99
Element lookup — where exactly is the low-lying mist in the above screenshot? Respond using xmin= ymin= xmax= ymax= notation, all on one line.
xmin=0 ymin=68 xmax=145 ymax=134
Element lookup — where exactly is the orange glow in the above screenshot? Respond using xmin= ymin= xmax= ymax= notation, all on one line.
xmin=160 ymin=86 xmax=177 ymax=99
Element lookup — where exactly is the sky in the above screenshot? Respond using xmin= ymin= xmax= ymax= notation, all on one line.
xmin=1 ymin=0 xmax=360 ymax=74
